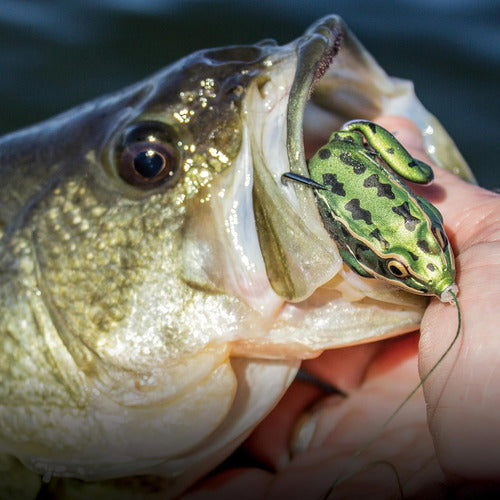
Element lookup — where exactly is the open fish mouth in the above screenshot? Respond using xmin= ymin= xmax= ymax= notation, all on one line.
xmin=250 ymin=14 xmax=472 ymax=324
xmin=225 ymin=15 xmax=431 ymax=358
xmin=246 ymin=17 xmax=348 ymax=309
xmin=249 ymin=16 xmax=406 ymax=306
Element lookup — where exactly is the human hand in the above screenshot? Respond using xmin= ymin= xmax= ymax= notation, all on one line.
xmin=185 ymin=117 xmax=500 ymax=499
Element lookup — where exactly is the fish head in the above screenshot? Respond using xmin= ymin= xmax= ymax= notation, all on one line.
xmin=0 ymin=15 xmax=473 ymax=495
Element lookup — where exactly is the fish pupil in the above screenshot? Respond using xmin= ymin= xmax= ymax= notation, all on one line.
xmin=134 ymin=150 xmax=165 ymax=178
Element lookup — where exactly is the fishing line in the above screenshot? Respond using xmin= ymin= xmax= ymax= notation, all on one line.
xmin=323 ymin=291 xmax=462 ymax=499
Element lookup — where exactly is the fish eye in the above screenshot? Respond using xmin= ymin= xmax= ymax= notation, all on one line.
xmin=432 ymin=226 xmax=448 ymax=250
xmin=116 ymin=121 xmax=180 ymax=189
xmin=387 ymin=259 xmax=409 ymax=278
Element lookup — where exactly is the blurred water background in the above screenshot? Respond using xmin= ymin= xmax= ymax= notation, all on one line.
xmin=0 ymin=0 xmax=498 ymax=187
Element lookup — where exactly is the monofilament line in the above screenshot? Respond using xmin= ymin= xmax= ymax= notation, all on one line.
xmin=323 ymin=290 xmax=462 ymax=499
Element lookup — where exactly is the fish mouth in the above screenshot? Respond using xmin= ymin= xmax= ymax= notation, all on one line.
xmin=243 ymin=15 xmax=429 ymax=342
xmin=250 ymin=16 xmax=362 ymax=305
xmin=184 ymin=15 xmax=428 ymax=352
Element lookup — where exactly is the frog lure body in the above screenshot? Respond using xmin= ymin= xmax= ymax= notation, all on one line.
xmin=283 ymin=120 xmax=458 ymax=303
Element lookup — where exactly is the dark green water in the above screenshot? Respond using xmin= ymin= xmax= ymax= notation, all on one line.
xmin=0 ymin=0 xmax=499 ymax=187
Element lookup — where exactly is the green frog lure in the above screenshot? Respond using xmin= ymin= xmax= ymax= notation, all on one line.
xmin=282 ymin=120 xmax=462 ymax=496
xmin=283 ymin=119 xmax=458 ymax=303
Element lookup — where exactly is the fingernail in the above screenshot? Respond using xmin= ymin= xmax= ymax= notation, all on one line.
xmin=290 ymin=395 xmax=345 ymax=456
xmin=290 ymin=411 xmax=318 ymax=455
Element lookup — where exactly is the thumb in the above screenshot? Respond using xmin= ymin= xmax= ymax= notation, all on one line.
xmin=376 ymin=115 xmax=499 ymax=252
xmin=379 ymin=116 xmax=500 ymax=483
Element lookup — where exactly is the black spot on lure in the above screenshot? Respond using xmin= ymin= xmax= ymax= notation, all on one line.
xmin=283 ymin=119 xmax=458 ymax=303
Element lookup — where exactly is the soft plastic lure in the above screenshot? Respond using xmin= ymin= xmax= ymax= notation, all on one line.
xmin=283 ymin=119 xmax=458 ymax=302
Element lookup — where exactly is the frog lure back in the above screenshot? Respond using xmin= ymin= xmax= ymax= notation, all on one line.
xmin=282 ymin=119 xmax=461 ymax=495
xmin=283 ymin=119 xmax=457 ymax=303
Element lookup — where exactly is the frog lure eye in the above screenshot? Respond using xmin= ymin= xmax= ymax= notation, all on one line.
xmin=282 ymin=119 xmax=458 ymax=304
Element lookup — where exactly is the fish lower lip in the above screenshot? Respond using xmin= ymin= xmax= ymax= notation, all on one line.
xmin=286 ymin=15 xmax=345 ymax=183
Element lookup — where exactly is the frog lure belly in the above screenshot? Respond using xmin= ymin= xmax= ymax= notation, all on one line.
xmin=283 ymin=120 xmax=458 ymax=303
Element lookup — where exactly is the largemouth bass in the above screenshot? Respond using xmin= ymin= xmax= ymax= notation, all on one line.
xmin=0 ymin=15 xmax=474 ymax=499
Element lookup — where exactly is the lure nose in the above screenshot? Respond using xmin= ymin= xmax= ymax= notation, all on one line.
xmin=439 ymin=283 xmax=459 ymax=304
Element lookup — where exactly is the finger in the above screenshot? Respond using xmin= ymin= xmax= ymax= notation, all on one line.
xmin=243 ymin=379 xmax=325 ymax=470
xmin=420 ymin=241 xmax=500 ymax=481
xmin=292 ymin=334 xmax=421 ymax=451
xmin=265 ymin=336 xmax=437 ymax=499
xmin=244 ymin=340 xmax=386 ymax=470
xmin=301 ymin=342 xmax=383 ymax=393
xmin=376 ymin=116 xmax=500 ymax=252
xmin=380 ymin=116 xmax=500 ymax=480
